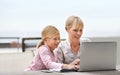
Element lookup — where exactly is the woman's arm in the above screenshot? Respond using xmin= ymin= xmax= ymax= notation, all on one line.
xmin=70 ymin=59 xmax=80 ymax=65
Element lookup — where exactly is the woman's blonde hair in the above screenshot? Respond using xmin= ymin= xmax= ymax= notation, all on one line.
xmin=36 ymin=25 xmax=59 ymax=49
xmin=65 ymin=16 xmax=84 ymax=30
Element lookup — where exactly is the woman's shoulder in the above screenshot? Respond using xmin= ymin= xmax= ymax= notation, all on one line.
xmin=59 ymin=40 xmax=68 ymax=47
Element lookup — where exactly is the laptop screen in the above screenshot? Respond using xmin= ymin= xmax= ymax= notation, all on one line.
xmin=79 ymin=42 xmax=117 ymax=71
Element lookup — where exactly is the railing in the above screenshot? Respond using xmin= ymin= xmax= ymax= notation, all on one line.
xmin=0 ymin=37 xmax=20 ymax=49
xmin=22 ymin=37 xmax=41 ymax=52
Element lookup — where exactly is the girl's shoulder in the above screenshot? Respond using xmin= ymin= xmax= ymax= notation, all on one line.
xmin=38 ymin=45 xmax=50 ymax=52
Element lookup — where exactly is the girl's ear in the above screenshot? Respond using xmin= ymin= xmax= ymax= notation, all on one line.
xmin=43 ymin=38 xmax=47 ymax=42
xmin=44 ymin=38 xmax=48 ymax=41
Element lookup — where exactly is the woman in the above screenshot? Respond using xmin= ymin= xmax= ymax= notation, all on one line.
xmin=54 ymin=16 xmax=85 ymax=65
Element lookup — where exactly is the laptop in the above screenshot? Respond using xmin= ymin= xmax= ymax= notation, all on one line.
xmin=78 ymin=41 xmax=117 ymax=72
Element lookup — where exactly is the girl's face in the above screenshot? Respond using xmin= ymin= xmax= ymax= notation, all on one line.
xmin=46 ymin=34 xmax=60 ymax=51
xmin=67 ymin=26 xmax=83 ymax=41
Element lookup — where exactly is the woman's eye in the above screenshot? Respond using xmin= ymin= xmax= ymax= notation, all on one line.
xmin=73 ymin=29 xmax=83 ymax=32
xmin=80 ymin=30 xmax=83 ymax=32
xmin=73 ymin=29 xmax=78 ymax=32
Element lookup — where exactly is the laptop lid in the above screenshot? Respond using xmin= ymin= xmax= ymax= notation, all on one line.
xmin=79 ymin=42 xmax=117 ymax=72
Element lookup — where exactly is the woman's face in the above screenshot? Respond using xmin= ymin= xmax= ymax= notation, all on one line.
xmin=67 ymin=26 xmax=83 ymax=41
xmin=45 ymin=34 xmax=60 ymax=51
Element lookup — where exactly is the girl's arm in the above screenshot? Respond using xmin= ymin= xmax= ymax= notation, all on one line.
xmin=39 ymin=47 xmax=62 ymax=69
xmin=39 ymin=46 xmax=79 ymax=70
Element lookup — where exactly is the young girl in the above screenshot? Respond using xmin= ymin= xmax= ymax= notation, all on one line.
xmin=25 ymin=25 xmax=79 ymax=71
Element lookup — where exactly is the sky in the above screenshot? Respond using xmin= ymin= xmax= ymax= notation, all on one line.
xmin=0 ymin=0 xmax=120 ymax=38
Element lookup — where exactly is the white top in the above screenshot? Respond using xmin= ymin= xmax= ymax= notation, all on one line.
xmin=54 ymin=38 xmax=90 ymax=64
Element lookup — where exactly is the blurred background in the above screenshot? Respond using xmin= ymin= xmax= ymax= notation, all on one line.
xmin=0 ymin=0 xmax=120 ymax=38
xmin=0 ymin=0 xmax=120 ymax=52
xmin=0 ymin=0 xmax=120 ymax=72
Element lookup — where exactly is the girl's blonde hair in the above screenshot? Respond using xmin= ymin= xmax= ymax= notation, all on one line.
xmin=36 ymin=25 xmax=59 ymax=49
xmin=65 ymin=16 xmax=84 ymax=30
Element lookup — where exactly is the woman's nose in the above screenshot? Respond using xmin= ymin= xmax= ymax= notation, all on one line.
xmin=57 ymin=39 xmax=60 ymax=43
xmin=77 ymin=31 xmax=81 ymax=35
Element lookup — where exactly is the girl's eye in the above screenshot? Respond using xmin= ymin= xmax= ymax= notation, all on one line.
xmin=52 ymin=38 xmax=60 ymax=41
xmin=53 ymin=38 xmax=57 ymax=40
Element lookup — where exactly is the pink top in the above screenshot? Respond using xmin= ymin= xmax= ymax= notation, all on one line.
xmin=25 ymin=45 xmax=62 ymax=71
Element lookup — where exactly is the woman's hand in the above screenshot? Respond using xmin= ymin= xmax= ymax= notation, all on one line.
xmin=62 ymin=59 xmax=80 ymax=70
xmin=62 ymin=64 xmax=79 ymax=70
xmin=67 ymin=64 xmax=79 ymax=70
xmin=70 ymin=59 xmax=80 ymax=65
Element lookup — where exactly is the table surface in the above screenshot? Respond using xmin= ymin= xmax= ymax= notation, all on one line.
xmin=1 ymin=67 xmax=120 ymax=75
